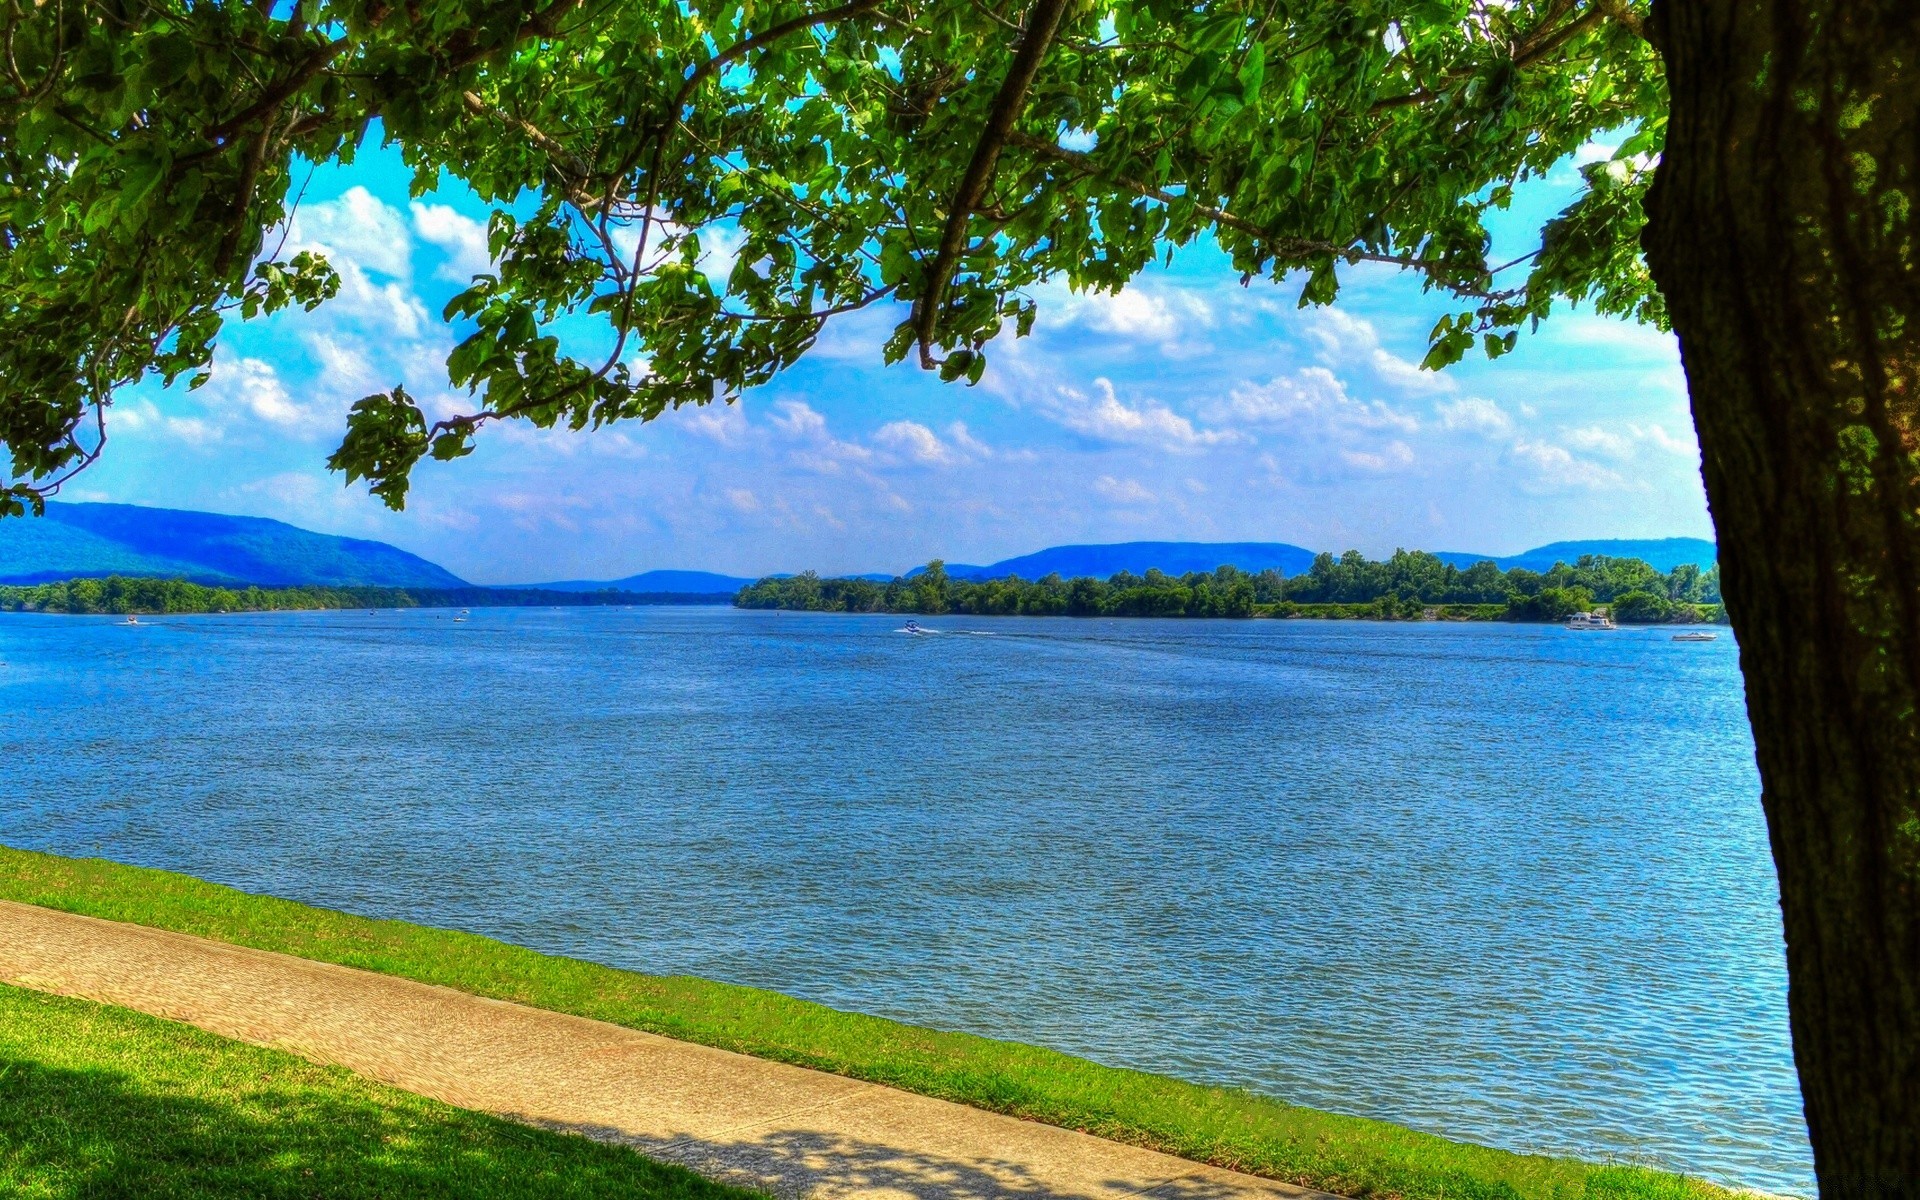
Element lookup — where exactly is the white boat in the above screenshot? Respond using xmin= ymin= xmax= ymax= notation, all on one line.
xmin=117 ymin=615 xmax=141 ymax=626
xmin=1566 ymin=610 xmax=1616 ymax=630
xmin=1673 ymin=630 xmax=1718 ymax=642
xmin=900 ymin=620 xmax=932 ymax=635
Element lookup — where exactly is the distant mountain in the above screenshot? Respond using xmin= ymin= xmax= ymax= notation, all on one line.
xmin=516 ymin=569 xmax=755 ymax=593
xmin=1432 ymin=538 xmax=1717 ymax=573
xmin=0 ymin=502 xmax=468 ymax=588
xmin=937 ymin=541 xmax=1321 ymax=581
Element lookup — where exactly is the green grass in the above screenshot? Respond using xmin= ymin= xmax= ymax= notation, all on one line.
xmin=0 ymin=846 xmax=1735 ymax=1200
xmin=0 ymin=983 xmax=757 ymax=1199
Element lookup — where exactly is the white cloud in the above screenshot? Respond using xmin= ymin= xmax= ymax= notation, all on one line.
xmin=1069 ymin=288 xmax=1209 ymax=342
xmin=1509 ymin=439 xmax=1626 ymax=491
xmin=1306 ymin=309 xmax=1453 ymax=394
xmin=770 ymin=399 xmax=828 ymax=438
xmin=874 ymin=421 xmax=964 ymax=467
xmin=411 ymin=202 xmax=492 ymax=282
xmin=1574 ymin=140 xmax=1620 ymax=166
xmin=274 ymin=187 xmax=429 ymax=338
xmin=769 ymin=399 xmax=873 ymax=473
xmin=1550 ymin=314 xmax=1680 ymax=358
xmin=1040 ymin=378 xmax=1237 ymax=450
xmin=945 ymin=422 xmax=991 ymax=458
xmin=726 ymin=487 xmax=760 ymax=512
xmin=286 ymin=186 xmax=412 ymax=279
xmin=1094 ymin=475 xmax=1156 ymax=504
xmin=672 ymin=400 xmax=750 ymax=446
xmin=1564 ymin=422 xmax=1698 ymax=461
xmin=303 ymin=332 xmax=382 ymax=395
xmin=1437 ymin=397 xmax=1515 ymax=437
xmin=219 ymin=358 xmax=308 ymax=430
xmin=1340 ymin=441 xmax=1416 ymax=472
xmin=1219 ymin=368 xmax=1419 ymax=435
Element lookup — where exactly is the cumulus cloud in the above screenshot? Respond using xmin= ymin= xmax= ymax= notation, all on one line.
xmin=1563 ymin=422 xmax=1697 ymax=460
xmin=1064 ymin=287 xmax=1213 ymax=346
xmin=217 ymin=358 xmax=309 ymax=430
xmin=770 ymin=399 xmax=829 ymax=438
xmin=411 ymin=202 xmax=492 ymax=282
xmin=875 ymin=421 xmax=965 ymax=466
xmin=769 ymin=399 xmax=873 ymax=472
xmin=1218 ymin=368 xmax=1419 ymax=436
xmin=115 ymin=398 xmax=226 ymax=446
xmin=1340 ymin=442 xmax=1416 ymax=472
xmin=287 ymin=187 xmax=412 ymax=278
xmin=1306 ymin=309 xmax=1453 ymax=394
xmin=672 ymin=399 xmax=751 ymax=446
xmin=1040 ymin=378 xmax=1237 ymax=450
xmin=1094 ymin=475 xmax=1156 ymax=504
xmin=276 ymin=188 xmax=428 ymax=338
xmin=1509 ymin=440 xmax=1626 ymax=491
xmin=1437 ymin=397 xmax=1515 ymax=437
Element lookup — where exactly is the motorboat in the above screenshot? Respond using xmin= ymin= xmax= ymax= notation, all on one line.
xmin=1672 ymin=630 xmax=1718 ymax=642
xmin=900 ymin=620 xmax=931 ymax=635
xmin=1566 ymin=611 xmax=1616 ymax=630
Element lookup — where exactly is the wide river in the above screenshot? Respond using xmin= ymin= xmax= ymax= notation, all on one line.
xmin=0 ymin=607 xmax=1808 ymax=1192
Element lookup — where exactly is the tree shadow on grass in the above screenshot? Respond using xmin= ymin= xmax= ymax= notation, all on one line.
xmin=0 ymin=1052 xmax=754 ymax=1200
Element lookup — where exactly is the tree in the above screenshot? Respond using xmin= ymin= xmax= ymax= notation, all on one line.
xmin=1642 ymin=7 xmax=1920 ymax=1186
xmin=1 ymin=0 xmax=1914 ymax=1185
xmin=913 ymin=559 xmax=950 ymax=615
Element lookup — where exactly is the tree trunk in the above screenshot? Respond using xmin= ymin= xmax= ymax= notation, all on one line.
xmin=1642 ymin=1 xmax=1920 ymax=1193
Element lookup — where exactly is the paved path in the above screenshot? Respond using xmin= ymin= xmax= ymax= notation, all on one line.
xmin=0 ymin=901 xmax=1337 ymax=1200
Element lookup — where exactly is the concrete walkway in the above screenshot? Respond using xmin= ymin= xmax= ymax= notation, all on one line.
xmin=0 ymin=901 xmax=1339 ymax=1200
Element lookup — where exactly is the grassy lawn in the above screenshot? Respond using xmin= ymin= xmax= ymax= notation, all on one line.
xmin=0 ymin=846 xmax=1730 ymax=1200
xmin=0 ymin=983 xmax=756 ymax=1200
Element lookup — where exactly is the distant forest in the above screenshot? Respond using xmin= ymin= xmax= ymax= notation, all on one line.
xmin=0 ymin=576 xmax=732 ymax=615
xmin=734 ymin=552 xmax=1726 ymax=624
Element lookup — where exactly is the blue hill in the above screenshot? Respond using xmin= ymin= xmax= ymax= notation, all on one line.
xmin=0 ymin=502 xmax=468 ymax=588
xmin=516 ymin=570 xmax=755 ymax=593
xmin=1432 ymin=538 xmax=1717 ymax=573
xmin=941 ymin=541 xmax=1320 ymax=581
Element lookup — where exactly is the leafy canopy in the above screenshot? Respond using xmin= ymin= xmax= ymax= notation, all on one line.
xmin=0 ymin=0 xmax=1659 ymax=514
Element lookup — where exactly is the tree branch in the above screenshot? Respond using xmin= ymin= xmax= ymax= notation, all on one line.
xmin=911 ymin=0 xmax=1072 ymax=368
xmin=672 ymin=0 xmax=885 ymax=115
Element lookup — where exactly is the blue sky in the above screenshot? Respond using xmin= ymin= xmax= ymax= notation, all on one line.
xmin=72 ymin=140 xmax=1707 ymax=584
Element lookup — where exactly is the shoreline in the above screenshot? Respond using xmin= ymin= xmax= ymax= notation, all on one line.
xmin=0 ymin=845 xmax=1763 ymax=1200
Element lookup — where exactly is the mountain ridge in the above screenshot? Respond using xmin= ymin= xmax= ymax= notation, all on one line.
xmin=0 ymin=502 xmax=467 ymax=588
xmin=0 ymin=502 xmax=1717 ymax=590
xmin=510 ymin=569 xmax=755 ymax=594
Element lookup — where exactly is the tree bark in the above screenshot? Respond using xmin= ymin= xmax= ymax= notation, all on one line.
xmin=1642 ymin=2 xmax=1920 ymax=1193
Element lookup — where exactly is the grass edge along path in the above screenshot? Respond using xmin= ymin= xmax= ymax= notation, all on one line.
xmin=0 ymin=846 xmax=1735 ymax=1200
xmin=0 ymin=982 xmax=762 ymax=1200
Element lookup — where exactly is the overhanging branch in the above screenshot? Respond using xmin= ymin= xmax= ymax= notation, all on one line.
xmin=911 ymin=0 xmax=1072 ymax=369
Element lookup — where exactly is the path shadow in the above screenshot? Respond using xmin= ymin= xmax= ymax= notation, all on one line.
xmin=529 ymin=1119 xmax=1324 ymax=1200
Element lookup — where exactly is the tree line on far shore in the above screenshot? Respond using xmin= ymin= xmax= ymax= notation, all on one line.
xmin=733 ymin=552 xmax=1726 ymax=624
xmin=0 ymin=576 xmax=729 ymax=615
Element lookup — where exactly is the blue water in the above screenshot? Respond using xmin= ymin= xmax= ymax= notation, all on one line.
xmin=0 ymin=608 xmax=1810 ymax=1193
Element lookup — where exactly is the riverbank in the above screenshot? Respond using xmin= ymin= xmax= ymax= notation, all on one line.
xmin=0 ymin=846 xmax=1741 ymax=1200
xmin=0 ymin=575 xmax=731 ymax=615
xmin=735 ymin=557 xmax=1726 ymax=624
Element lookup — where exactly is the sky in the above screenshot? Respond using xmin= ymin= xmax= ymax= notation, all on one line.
xmin=66 ymin=140 xmax=1709 ymax=584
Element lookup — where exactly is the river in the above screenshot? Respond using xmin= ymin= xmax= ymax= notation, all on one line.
xmin=0 ymin=606 xmax=1808 ymax=1192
